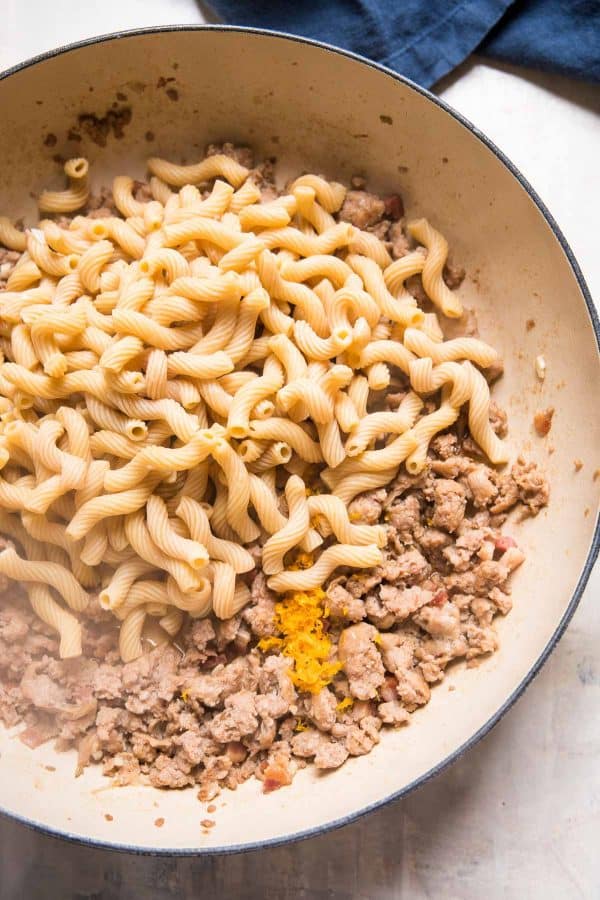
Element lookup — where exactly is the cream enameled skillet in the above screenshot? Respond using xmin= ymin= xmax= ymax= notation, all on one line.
xmin=0 ymin=26 xmax=598 ymax=855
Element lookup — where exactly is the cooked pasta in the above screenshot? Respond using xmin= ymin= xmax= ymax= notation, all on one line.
xmin=407 ymin=219 xmax=463 ymax=318
xmin=0 ymin=148 xmax=510 ymax=671
xmin=267 ymin=543 xmax=382 ymax=592
xmin=27 ymin=583 xmax=82 ymax=658
xmin=38 ymin=158 xmax=90 ymax=214
xmin=262 ymin=475 xmax=310 ymax=574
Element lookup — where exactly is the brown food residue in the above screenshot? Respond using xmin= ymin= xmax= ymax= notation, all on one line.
xmin=154 ymin=817 xmax=165 ymax=828
xmin=593 ymin=468 xmax=600 ymax=482
xmin=104 ymin=813 xmax=113 ymax=822
xmin=166 ymin=88 xmax=179 ymax=102
xmin=71 ymin=107 xmax=132 ymax=148
xmin=43 ymin=133 xmax=57 ymax=147
xmin=534 ymin=407 xmax=555 ymax=437
xmin=574 ymin=459 xmax=583 ymax=472
xmin=206 ymin=804 xmax=217 ymax=814
xmin=379 ymin=114 xmax=393 ymax=125
xmin=44 ymin=765 xmax=56 ymax=772
xmin=526 ymin=318 xmax=536 ymax=331
xmin=200 ymin=819 xmax=216 ymax=829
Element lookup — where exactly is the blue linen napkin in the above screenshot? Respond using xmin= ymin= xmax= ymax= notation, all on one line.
xmin=208 ymin=0 xmax=600 ymax=88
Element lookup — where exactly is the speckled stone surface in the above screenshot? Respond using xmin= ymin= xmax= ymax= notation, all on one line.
xmin=0 ymin=3 xmax=598 ymax=897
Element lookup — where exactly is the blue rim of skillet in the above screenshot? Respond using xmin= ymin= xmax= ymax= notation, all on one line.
xmin=0 ymin=24 xmax=598 ymax=857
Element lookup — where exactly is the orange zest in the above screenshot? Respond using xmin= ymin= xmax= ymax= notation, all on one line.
xmin=258 ymin=587 xmax=341 ymax=694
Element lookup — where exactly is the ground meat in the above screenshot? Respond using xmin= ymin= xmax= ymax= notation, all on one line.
xmin=0 ymin=248 xmax=21 ymax=285
xmin=348 ymin=489 xmax=386 ymax=524
xmin=512 ymin=457 xmax=550 ymax=514
xmin=189 ymin=619 xmax=216 ymax=652
xmin=338 ymin=623 xmax=385 ymax=700
xmin=261 ymin=751 xmax=294 ymax=793
xmin=339 ymin=191 xmax=385 ymax=229
xmin=344 ymin=719 xmax=381 ymax=756
xmin=490 ymin=473 xmax=520 ymax=515
xmin=414 ymin=603 xmax=461 ymax=639
xmin=306 ymin=688 xmax=337 ymax=731
xmin=0 ymin=151 xmax=550 ymax=801
xmin=489 ymin=401 xmax=508 ymax=435
xmin=533 ymin=406 xmax=555 ymax=437
xmin=379 ymin=584 xmax=433 ymax=621
xmin=466 ymin=465 xmax=498 ymax=507
xmin=380 ymin=633 xmax=431 ymax=710
xmin=443 ymin=261 xmax=466 ymax=289
xmin=326 ymin=581 xmax=366 ymax=622
xmin=132 ymin=180 xmax=153 ymax=203
xmin=0 ymin=603 xmax=29 ymax=642
xmin=314 ymin=740 xmax=349 ymax=769
xmin=377 ymin=699 xmax=410 ymax=726
xmin=206 ymin=142 xmax=254 ymax=169
xmin=391 ymin=548 xmax=430 ymax=583
xmin=430 ymin=480 xmax=467 ymax=533
xmin=290 ymin=728 xmax=324 ymax=758
xmin=243 ymin=573 xmax=276 ymax=637
xmin=209 ymin=691 xmax=259 ymax=743
xmin=383 ymin=194 xmax=404 ymax=220
xmin=148 ymin=753 xmax=193 ymax=790
xmin=419 ymin=528 xmax=453 ymax=553
xmin=388 ymin=221 xmax=410 ymax=259
xmin=388 ymin=495 xmax=422 ymax=539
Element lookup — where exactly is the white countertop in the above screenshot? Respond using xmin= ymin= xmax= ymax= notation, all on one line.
xmin=0 ymin=4 xmax=599 ymax=898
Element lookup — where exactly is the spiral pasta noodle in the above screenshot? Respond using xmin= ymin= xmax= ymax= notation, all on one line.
xmin=0 ymin=148 xmax=509 ymax=666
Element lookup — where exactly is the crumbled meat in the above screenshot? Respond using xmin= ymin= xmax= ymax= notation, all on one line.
xmin=290 ymin=728 xmax=324 ymax=758
xmin=148 ymin=753 xmax=193 ymax=790
xmin=338 ymin=191 xmax=385 ymax=229
xmin=443 ymin=261 xmax=465 ymax=289
xmin=189 ymin=619 xmax=216 ymax=652
xmin=262 ymin=752 xmax=294 ymax=792
xmin=430 ymin=480 xmax=467 ymax=533
xmin=314 ymin=740 xmax=349 ymax=769
xmin=380 ymin=632 xmax=431 ymax=710
xmin=347 ymin=490 xmax=386 ymax=524
xmin=377 ymin=700 xmax=410 ymax=726
xmin=209 ymin=691 xmax=258 ymax=743
xmin=243 ymin=573 xmax=276 ymax=637
xmin=388 ymin=495 xmax=421 ymax=538
xmin=533 ymin=407 xmax=555 ymax=437
xmin=379 ymin=584 xmax=433 ymax=621
xmin=306 ymin=688 xmax=337 ymax=731
xmin=344 ymin=716 xmax=382 ymax=756
xmin=387 ymin=222 xmax=410 ymax=259
xmin=390 ymin=548 xmax=430 ymax=583
xmin=511 ymin=457 xmax=550 ymax=514
xmin=414 ymin=603 xmax=461 ymax=639
xmin=326 ymin=581 xmax=366 ymax=622
xmin=338 ymin=623 xmax=385 ymax=700
xmin=383 ymin=194 xmax=404 ymax=220
xmin=466 ymin=465 xmax=498 ymax=507
xmin=206 ymin=142 xmax=254 ymax=169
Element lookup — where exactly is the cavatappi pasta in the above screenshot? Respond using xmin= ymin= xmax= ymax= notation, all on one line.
xmin=0 ymin=150 xmax=506 ymax=662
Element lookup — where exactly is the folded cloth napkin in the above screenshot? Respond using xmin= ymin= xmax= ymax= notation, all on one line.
xmin=208 ymin=0 xmax=600 ymax=88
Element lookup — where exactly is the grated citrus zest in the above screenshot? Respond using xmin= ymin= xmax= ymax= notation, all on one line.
xmin=258 ymin=586 xmax=341 ymax=694
xmin=336 ymin=697 xmax=354 ymax=712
